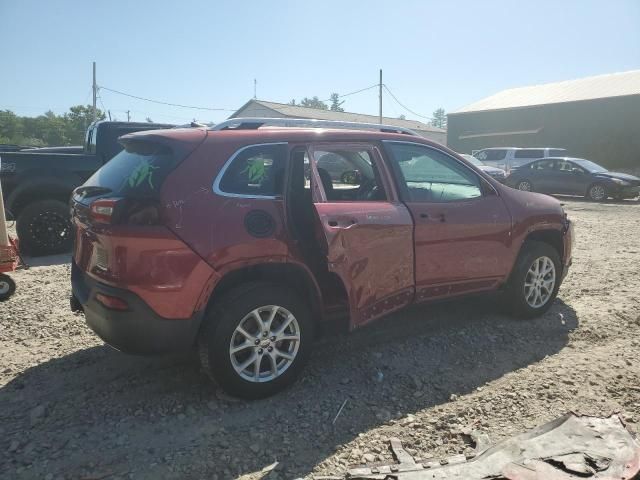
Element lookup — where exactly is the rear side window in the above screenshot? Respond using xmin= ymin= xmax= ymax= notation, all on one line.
xmin=217 ymin=143 xmax=286 ymax=197
xmin=530 ymin=159 xmax=556 ymax=170
xmin=83 ymin=141 xmax=177 ymax=196
xmin=475 ymin=149 xmax=506 ymax=161
xmin=549 ymin=149 xmax=567 ymax=157
xmin=515 ymin=149 xmax=545 ymax=159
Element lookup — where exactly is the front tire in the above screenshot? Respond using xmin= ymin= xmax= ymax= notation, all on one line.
xmin=505 ymin=241 xmax=561 ymax=318
xmin=198 ymin=283 xmax=314 ymax=399
xmin=16 ymin=199 xmax=73 ymax=256
xmin=587 ymin=183 xmax=607 ymax=202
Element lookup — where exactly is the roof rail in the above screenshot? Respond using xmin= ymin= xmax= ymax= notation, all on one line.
xmin=210 ymin=117 xmax=420 ymax=136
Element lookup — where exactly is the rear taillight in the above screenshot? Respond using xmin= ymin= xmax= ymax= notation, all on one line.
xmin=89 ymin=198 xmax=160 ymax=226
xmin=90 ymin=198 xmax=120 ymax=224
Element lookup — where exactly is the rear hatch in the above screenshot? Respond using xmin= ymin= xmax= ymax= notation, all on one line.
xmin=71 ymin=128 xmax=206 ymax=283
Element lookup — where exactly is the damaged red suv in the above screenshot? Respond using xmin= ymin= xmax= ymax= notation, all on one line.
xmin=71 ymin=118 xmax=573 ymax=398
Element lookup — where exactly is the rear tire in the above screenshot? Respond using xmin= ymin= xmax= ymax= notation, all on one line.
xmin=16 ymin=199 xmax=73 ymax=256
xmin=587 ymin=183 xmax=607 ymax=202
xmin=505 ymin=241 xmax=561 ymax=319
xmin=198 ymin=283 xmax=314 ymax=399
xmin=0 ymin=274 xmax=16 ymax=301
xmin=516 ymin=179 xmax=533 ymax=192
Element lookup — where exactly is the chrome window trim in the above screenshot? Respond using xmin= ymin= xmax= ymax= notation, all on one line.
xmin=212 ymin=142 xmax=288 ymax=199
xmin=381 ymin=140 xmax=499 ymax=197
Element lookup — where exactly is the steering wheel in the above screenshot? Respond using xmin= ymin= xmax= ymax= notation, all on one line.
xmin=357 ymin=178 xmax=379 ymax=201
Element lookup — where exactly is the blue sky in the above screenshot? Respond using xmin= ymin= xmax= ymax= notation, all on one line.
xmin=1 ymin=0 xmax=639 ymax=124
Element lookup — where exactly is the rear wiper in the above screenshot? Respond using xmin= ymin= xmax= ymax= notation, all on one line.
xmin=74 ymin=186 xmax=112 ymax=198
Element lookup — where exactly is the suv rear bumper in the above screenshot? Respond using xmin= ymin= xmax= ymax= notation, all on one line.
xmin=71 ymin=260 xmax=202 ymax=354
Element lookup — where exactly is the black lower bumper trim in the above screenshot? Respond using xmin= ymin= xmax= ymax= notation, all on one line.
xmin=71 ymin=260 xmax=202 ymax=354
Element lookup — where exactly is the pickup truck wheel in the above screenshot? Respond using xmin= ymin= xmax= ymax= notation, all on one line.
xmin=198 ymin=283 xmax=314 ymax=399
xmin=0 ymin=274 xmax=16 ymax=301
xmin=16 ymin=200 xmax=73 ymax=256
xmin=506 ymin=241 xmax=561 ymax=319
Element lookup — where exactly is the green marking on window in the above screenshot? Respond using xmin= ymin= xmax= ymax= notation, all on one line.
xmin=241 ymin=157 xmax=267 ymax=184
xmin=127 ymin=160 xmax=159 ymax=189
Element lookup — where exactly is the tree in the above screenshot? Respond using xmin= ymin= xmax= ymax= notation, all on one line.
xmin=288 ymin=99 xmax=296 ymax=106
xmin=329 ymin=93 xmax=344 ymax=112
xmin=0 ymin=105 xmax=105 ymax=147
xmin=146 ymin=117 xmax=153 ymax=123
xmin=398 ymin=114 xmax=406 ymax=120
xmin=431 ymin=108 xmax=447 ymax=129
xmin=298 ymin=96 xmax=328 ymax=110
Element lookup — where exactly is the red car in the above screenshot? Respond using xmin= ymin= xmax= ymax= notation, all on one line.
xmin=70 ymin=118 xmax=573 ymax=399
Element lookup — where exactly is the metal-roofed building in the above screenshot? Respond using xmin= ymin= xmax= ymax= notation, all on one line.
xmin=232 ymin=99 xmax=447 ymax=144
xmin=447 ymin=70 xmax=640 ymax=169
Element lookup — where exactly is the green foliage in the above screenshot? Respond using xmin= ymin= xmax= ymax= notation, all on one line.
xmin=329 ymin=93 xmax=344 ymax=112
xmin=431 ymin=108 xmax=447 ymax=129
xmin=297 ymin=96 xmax=328 ymax=110
xmin=0 ymin=105 xmax=106 ymax=147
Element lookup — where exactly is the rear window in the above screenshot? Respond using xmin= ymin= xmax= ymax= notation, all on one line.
xmin=514 ymin=149 xmax=545 ymax=159
xmin=83 ymin=141 xmax=177 ymax=196
xmin=216 ymin=143 xmax=286 ymax=197
xmin=475 ymin=149 xmax=506 ymax=161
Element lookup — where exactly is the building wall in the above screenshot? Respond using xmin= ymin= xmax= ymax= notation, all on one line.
xmin=447 ymin=95 xmax=640 ymax=169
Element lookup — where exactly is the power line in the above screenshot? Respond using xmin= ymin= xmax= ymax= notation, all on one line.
xmin=99 ymin=86 xmax=237 ymax=112
xmin=382 ymin=84 xmax=433 ymax=121
xmin=321 ymin=84 xmax=378 ymax=103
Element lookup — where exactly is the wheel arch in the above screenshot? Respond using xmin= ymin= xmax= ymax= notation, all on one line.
xmin=7 ymin=176 xmax=79 ymax=216
xmin=202 ymin=261 xmax=324 ymax=327
xmin=521 ymin=228 xmax=564 ymax=264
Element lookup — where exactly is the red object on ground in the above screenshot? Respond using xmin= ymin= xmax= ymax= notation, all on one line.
xmin=0 ymin=237 xmax=19 ymax=273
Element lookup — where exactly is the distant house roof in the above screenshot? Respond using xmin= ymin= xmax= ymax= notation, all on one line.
xmin=453 ymin=70 xmax=640 ymax=115
xmin=231 ymin=99 xmax=445 ymax=134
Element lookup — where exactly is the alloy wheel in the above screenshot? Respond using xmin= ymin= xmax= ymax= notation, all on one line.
xmin=589 ymin=184 xmax=606 ymax=201
xmin=517 ymin=180 xmax=532 ymax=192
xmin=524 ymin=256 xmax=556 ymax=308
xmin=229 ymin=305 xmax=301 ymax=383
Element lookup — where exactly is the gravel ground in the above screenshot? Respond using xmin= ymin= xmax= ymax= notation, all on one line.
xmin=1 ymin=198 xmax=639 ymax=480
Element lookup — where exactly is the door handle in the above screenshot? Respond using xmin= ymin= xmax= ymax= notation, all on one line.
xmin=420 ymin=212 xmax=429 ymax=219
xmin=328 ymin=220 xmax=338 ymax=227
xmin=327 ymin=218 xmax=358 ymax=228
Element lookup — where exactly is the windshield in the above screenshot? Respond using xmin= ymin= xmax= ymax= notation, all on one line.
xmin=572 ymin=159 xmax=608 ymax=173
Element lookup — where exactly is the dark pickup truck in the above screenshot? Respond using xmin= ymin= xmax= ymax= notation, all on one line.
xmin=0 ymin=121 xmax=173 ymax=255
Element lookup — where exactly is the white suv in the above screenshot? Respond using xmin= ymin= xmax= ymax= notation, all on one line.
xmin=473 ymin=147 xmax=567 ymax=173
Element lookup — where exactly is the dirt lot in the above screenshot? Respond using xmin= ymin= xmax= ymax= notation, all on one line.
xmin=1 ymin=198 xmax=639 ymax=480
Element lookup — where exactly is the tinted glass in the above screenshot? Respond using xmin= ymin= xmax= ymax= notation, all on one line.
xmin=387 ymin=143 xmax=482 ymax=202
xmin=514 ymin=149 xmax=545 ymax=159
xmin=530 ymin=159 xmax=556 ymax=170
xmin=549 ymin=149 xmax=567 ymax=157
xmin=475 ymin=149 xmax=506 ymax=161
xmin=572 ymin=159 xmax=607 ymax=173
xmin=311 ymin=148 xmax=385 ymax=201
xmin=557 ymin=160 xmax=584 ymax=173
xmin=83 ymin=141 xmax=176 ymax=196
xmin=218 ymin=144 xmax=286 ymax=196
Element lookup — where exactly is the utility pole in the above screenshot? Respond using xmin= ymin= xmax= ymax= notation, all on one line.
xmin=126 ymin=110 xmax=131 ymax=122
xmin=378 ymin=69 xmax=382 ymax=124
xmin=254 ymin=78 xmax=257 ymax=99
xmin=92 ymin=61 xmax=97 ymax=123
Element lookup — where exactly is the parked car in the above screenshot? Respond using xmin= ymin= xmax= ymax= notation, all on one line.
xmin=70 ymin=118 xmax=573 ymax=399
xmin=506 ymin=157 xmax=640 ymax=201
xmin=0 ymin=121 xmax=173 ymax=255
xmin=473 ymin=147 xmax=567 ymax=173
xmin=460 ymin=154 xmax=507 ymax=182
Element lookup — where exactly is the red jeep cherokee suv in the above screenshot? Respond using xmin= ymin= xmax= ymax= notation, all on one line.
xmin=71 ymin=118 xmax=573 ymax=399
